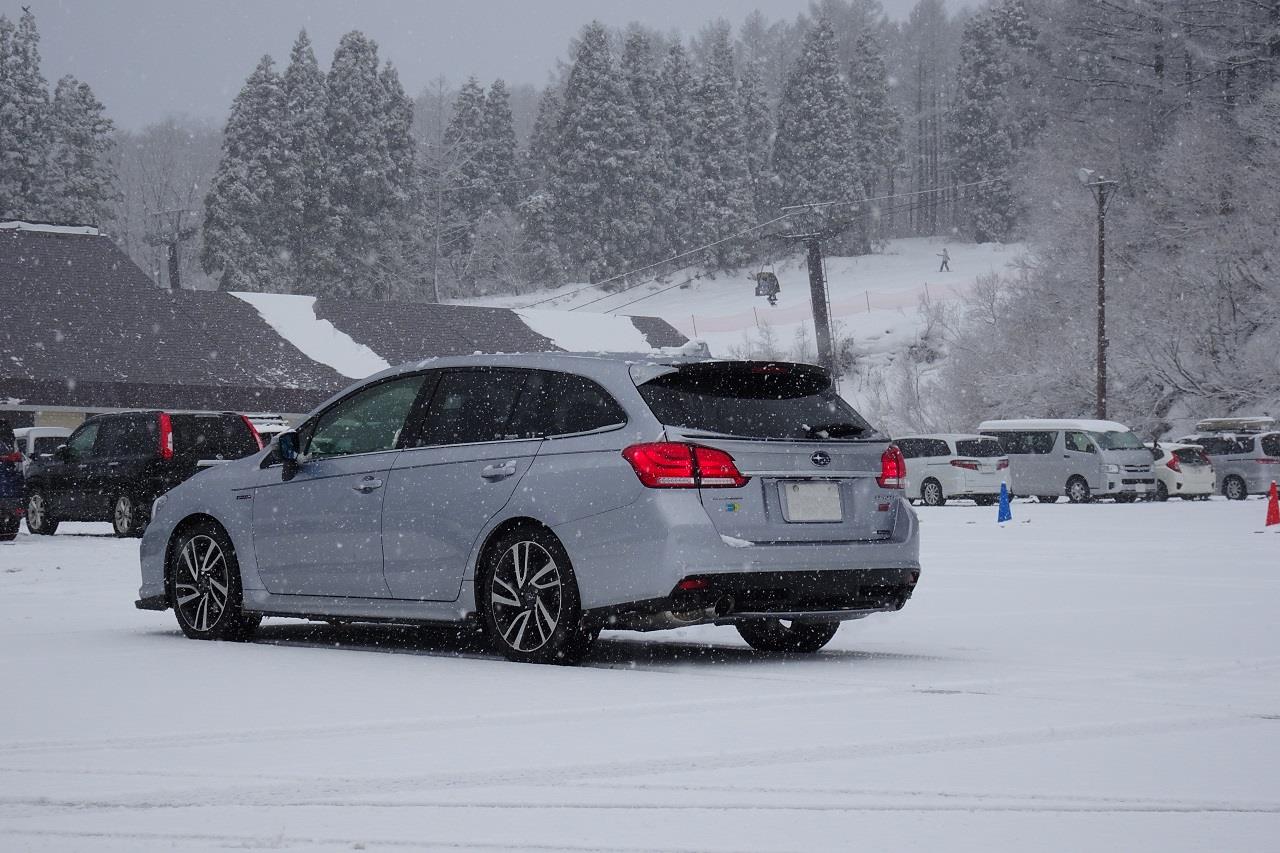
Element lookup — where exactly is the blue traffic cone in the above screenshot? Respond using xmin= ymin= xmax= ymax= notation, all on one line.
xmin=997 ymin=482 xmax=1012 ymax=524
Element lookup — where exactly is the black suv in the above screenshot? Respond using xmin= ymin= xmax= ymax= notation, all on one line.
xmin=24 ymin=411 xmax=262 ymax=537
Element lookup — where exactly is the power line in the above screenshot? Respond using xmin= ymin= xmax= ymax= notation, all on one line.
xmin=779 ymin=177 xmax=1004 ymax=215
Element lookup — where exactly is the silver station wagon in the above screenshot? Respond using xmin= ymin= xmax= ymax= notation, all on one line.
xmin=137 ymin=354 xmax=921 ymax=664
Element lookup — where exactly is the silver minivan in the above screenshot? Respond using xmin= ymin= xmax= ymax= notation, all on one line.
xmin=1179 ymin=418 xmax=1280 ymax=500
xmin=978 ymin=419 xmax=1155 ymax=503
xmin=137 ymin=354 xmax=921 ymax=664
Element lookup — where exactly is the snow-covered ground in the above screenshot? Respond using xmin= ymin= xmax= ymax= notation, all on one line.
xmin=3 ymin=498 xmax=1278 ymax=851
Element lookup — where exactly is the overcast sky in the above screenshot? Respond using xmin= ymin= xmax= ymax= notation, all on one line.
xmin=14 ymin=0 xmax=959 ymax=130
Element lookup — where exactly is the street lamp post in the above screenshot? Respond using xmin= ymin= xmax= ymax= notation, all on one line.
xmin=1078 ymin=169 xmax=1119 ymax=421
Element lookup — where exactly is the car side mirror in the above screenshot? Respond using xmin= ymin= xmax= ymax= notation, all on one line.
xmin=277 ymin=430 xmax=302 ymax=481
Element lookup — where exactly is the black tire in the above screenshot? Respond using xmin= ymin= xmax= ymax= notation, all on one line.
xmin=478 ymin=525 xmax=594 ymax=665
xmin=1066 ymin=477 xmax=1091 ymax=504
xmin=1223 ymin=476 xmax=1248 ymax=501
xmin=168 ymin=520 xmax=261 ymax=641
xmin=1114 ymin=494 xmax=1137 ymax=504
xmin=1156 ymin=481 xmax=1169 ymax=502
xmin=973 ymin=495 xmax=997 ymax=506
xmin=25 ymin=491 xmax=58 ymax=535
xmin=1035 ymin=494 xmax=1060 ymax=504
xmin=111 ymin=494 xmax=148 ymax=538
xmin=920 ymin=479 xmax=946 ymax=507
xmin=0 ymin=515 xmax=18 ymax=541
xmin=736 ymin=619 xmax=840 ymax=653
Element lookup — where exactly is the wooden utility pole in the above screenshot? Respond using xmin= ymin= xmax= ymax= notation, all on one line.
xmin=1078 ymin=170 xmax=1119 ymax=420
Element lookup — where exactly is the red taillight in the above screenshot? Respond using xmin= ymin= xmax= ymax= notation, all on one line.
xmin=878 ymin=444 xmax=906 ymax=489
xmin=997 ymin=458 xmax=1010 ymax=470
xmin=241 ymin=415 xmax=263 ymax=450
xmin=0 ymin=451 xmax=20 ymax=464
xmin=621 ymin=442 xmax=749 ymax=489
xmin=949 ymin=459 xmax=979 ymax=471
xmin=676 ymin=577 xmax=709 ymax=591
xmin=1166 ymin=454 xmax=1181 ymax=473
xmin=1257 ymin=457 xmax=1280 ymax=464
xmin=158 ymin=412 xmax=174 ymax=460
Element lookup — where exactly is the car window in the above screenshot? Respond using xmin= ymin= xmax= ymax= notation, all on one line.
xmin=1150 ymin=446 xmax=1165 ymax=460
xmin=926 ymin=439 xmax=950 ymax=457
xmin=1065 ymin=431 xmax=1096 ymax=453
xmin=171 ymin=415 xmax=257 ymax=459
xmin=1262 ymin=435 xmax=1280 ymax=457
xmin=32 ymin=436 xmax=64 ymax=455
xmin=66 ymin=423 xmax=100 ymax=459
xmin=986 ymin=430 xmax=1055 ymax=455
xmin=1192 ymin=436 xmax=1252 ymax=455
xmin=416 ymin=368 xmax=526 ymax=447
xmin=97 ymin=416 xmax=154 ymax=457
xmin=955 ymin=438 xmax=1003 ymax=457
xmin=1174 ymin=447 xmax=1207 ymax=465
xmin=509 ymin=371 xmax=626 ymax=439
xmin=308 ymin=375 xmax=426 ymax=459
xmin=896 ymin=439 xmax=922 ymax=459
xmin=1088 ymin=429 xmax=1144 ymax=450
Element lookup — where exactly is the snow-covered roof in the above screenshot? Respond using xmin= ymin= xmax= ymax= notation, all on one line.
xmin=0 ymin=220 xmax=99 ymax=236
xmin=978 ymin=418 xmax=1136 ymax=433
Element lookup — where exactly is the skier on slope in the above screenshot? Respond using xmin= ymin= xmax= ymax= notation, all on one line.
xmin=937 ymin=248 xmax=951 ymax=272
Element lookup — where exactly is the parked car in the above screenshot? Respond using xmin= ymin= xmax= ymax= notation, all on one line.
xmin=25 ymin=411 xmax=262 ymax=538
xmin=248 ymin=415 xmax=292 ymax=445
xmin=12 ymin=426 xmax=71 ymax=476
xmin=896 ymin=433 xmax=1008 ymax=506
xmin=1146 ymin=441 xmax=1215 ymax=501
xmin=1177 ymin=417 xmax=1280 ymax=500
xmin=0 ymin=419 xmax=21 ymax=541
xmin=978 ymin=418 xmax=1156 ymax=503
xmin=136 ymin=354 xmax=922 ymax=664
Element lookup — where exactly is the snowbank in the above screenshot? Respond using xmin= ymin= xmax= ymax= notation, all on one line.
xmin=231 ymin=292 xmax=390 ymax=379
xmin=515 ymin=307 xmax=652 ymax=352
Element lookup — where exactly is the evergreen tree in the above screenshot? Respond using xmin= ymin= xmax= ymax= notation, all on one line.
xmin=771 ymin=17 xmax=863 ymax=246
xmin=442 ymin=76 xmax=489 ymax=248
xmin=44 ymin=75 xmax=115 ymax=226
xmin=738 ymin=57 xmax=773 ymax=219
xmin=376 ymin=61 xmax=421 ymax=301
xmin=948 ymin=10 xmax=1015 ymax=242
xmin=0 ymin=10 xmax=50 ymax=218
xmin=483 ymin=79 xmax=518 ymax=206
xmin=279 ymin=30 xmax=330 ymax=293
xmin=848 ymin=27 xmax=902 ymax=247
xmin=518 ymin=87 xmax=567 ymax=286
xmin=323 ymin=31 xmax=416 ymax=299
xmin=548 ymin=21 xmax=648 ymax=283
xmin=656 ymin=42 xmax=699 ymax=256
xmin=690 ymin=26 xmax=755 ymax=267
xmin=621 ymin=28 xmax=669 ymax=264
xmin=201 ymin=55 xmax=287 ymax=291
xmin=523 ymin=85 xmax=561 ymax=187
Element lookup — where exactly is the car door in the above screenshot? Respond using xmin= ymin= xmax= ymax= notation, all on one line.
xmin=252 ymin=373 xmax=429 ymax=599
xmin=52 ymin=421 xmax=101 ymax=519
xmin=381 ymin=367 xmax=543 ymax=601
xmin=1063 ymin=430 xmax=1103 ymax=490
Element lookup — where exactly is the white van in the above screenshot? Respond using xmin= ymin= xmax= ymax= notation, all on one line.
xmin=978 ymin=419 xmax=1155 ymax=503
xmin=895 ymin=434 xmax=1008 ymax=506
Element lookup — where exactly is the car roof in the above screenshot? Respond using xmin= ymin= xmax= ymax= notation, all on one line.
xmin=13 ymin=427 xmax=71 ymax=437
xmin=895 ymin=433 xmax=999 ymax=442
xmin=978 ymin=418 xmax=1135 ymax=432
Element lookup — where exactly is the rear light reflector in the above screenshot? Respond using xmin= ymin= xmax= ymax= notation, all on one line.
xmin=1167 ymin=455 xmax=1181 ymax=473
xmin=0 ymin=451 xmax=20 ymax=464
xmin=622 ymin=442 xmax=749 ymax=489
xmin=241 ymin=415 xmax=263 ymax=450
xmin=157 ymin=412 xmax=174 ymax=460
xmin=676 ymin=578 xmax=709 ymax=591
xmin=1257 ymin=457 xmax=1280 ymax=464
xmin=949 ymin=459 xmax=979 ymax=471
xmin=878 ymin=444 xmax=906 ymax=489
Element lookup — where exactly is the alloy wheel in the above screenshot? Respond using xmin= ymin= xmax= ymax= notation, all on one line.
xmin=27 ymin=494 xmax=44 ymax=530
xmin=113 ymin=496 xmax=133 ymax=535
xmin=174 ymin=534 xmax=231 ymax=633
xmin=922 ymin=481 xmax=943 ymax=507
xmin=489 ymin=539 xmax=563 ymax=653
xmin=1225 ymin=477 xmax=1246 ymax=501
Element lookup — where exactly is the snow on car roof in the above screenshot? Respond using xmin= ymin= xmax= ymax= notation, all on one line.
xmin=978 ymin=418 xmax=1135 ymax=433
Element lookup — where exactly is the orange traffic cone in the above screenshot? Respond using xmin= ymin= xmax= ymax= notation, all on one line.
xmin=1267 ymin=481 xmax=1280 ymax=527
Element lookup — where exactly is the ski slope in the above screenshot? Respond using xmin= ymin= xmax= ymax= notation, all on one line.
xmin=2 ymin=497 xmax=1278 ymax=851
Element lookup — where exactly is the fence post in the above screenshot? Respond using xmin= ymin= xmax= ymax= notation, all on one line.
xmin=753 ymin=306 xmax=760 ymax=328
xmin=691 ymin=315 xmax=698 ymax=337
xmin=865 ymin=290 xmax=871 ymax=313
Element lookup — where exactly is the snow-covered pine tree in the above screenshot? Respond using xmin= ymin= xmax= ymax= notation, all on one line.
xmin=443 ymin=76 xmax=490 ymax=248
xmin=201 ymin=56 xmax=288 ymax=292
xmin=847 ymin=26 xmax=902 ymax=245
xmin=483 ymin=79 xmax=518 ymax=207
xmin=621 ymin=28 xmax=670 ymax=266
xmin=947 ymin=9 xmax=1015 ymax=243
xmin=517 ymin=87 xmax=567 ymax=287
xmin=738 ymin=57 xmax=773 ymax=220
xmin=0 ymin=10 xmax=50 ymax=220
xmin=691 ymin=25 xmax=755 ymax=268
xmin=376 ymin=61 xmax=422 ymax=302
xmin=656 ymin=42 xmax=699 ymax=257
xmin=43 ymin=75 xmax=115 ymax=227
xmin=323 ymin=31 xmax=416 ymax=299
xmin=548 ymin=21 xmax=648 ymax=283
xmin=771 ymin=17 xmax=863 ymax=248
xmin=278 ymin=30 xmax=331 ymax=294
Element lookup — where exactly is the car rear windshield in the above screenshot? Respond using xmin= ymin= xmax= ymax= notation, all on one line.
xmin=171 ymin=414 xmax=259 ymax=459
xmin=1088 ymin=430 xmax=1145 ymax=450
xmin=955 ymin=438 xmax=1004 ymax=457
xmin=1174 ymin=448 xmax=1208 ymax=465
xmin=636 ymin=362 xmax=876 ymax=441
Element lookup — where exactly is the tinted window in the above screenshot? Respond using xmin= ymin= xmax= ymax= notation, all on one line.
xmin=66 ymin=423 xmax=100 ymax=459
xmin=956 ymin=438 xmax=1003 ymax=457
xmin=308 ymin=376 xmax=425 ymax=458
xmin=1088 ymin=429 xmax=1144 ymax=450
xmin=985 ymin=430 xmax=1055 ymax=455
xmin=32 ymin=436 xmax=64 ymax=455
xmin=638 ymin=362 xmax=875 ymax=441
xmin=1065 ymin=431 xmax=1096 ymax=453
xmin=417 ymin=369 xmax=524 ymax=446
xmin=1192 ymin=436 xmax=1253 ymax=455
xmin=510 ymin=371 xmax=626 ymax=438
xmin=171 ymin=415 xmax=258 ymax=459
xmin=97 ymin=416 xmax=155 ymax=457
xmin=1262 ymin=435 xmax=1280 ymax=457
xmin=896 ymin=438 xmax=924 ymax=459
xmin=1174 ymin=447 xmax=1208 ymax=465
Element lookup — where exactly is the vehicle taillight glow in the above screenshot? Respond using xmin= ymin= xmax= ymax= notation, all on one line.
xmin=241 ymin=415 xmax=263 ymax=450
xmin=878 ymin=444 xmax=906 ymax=489
xmin=1257 ymin=457 xmax=1280 ymax=464
xmin=621 ymin=442 xmax=749 ymax=489
xmin=158 ymin=412 xmax=174 ymax=460
xmin=949 ymin=459 xmax=979 ymax=471
xmin=676 ymin=577 xmax=709 ymax=591
xmin=0 ymin=450 xmax=20 ymax=464
xmin=1167 ymin=454 xmax=1181 ymax=473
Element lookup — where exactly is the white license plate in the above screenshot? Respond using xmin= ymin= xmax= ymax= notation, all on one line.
xmin=1133 ymin=484 xmax=1148 ymax=492
xmin=779 ymin=481 xmax=843 ymax=523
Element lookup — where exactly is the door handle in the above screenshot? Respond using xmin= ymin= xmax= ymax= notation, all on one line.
xmin=107 ymin=462 xmax=120 ymax=467
xmin=351 ymin=478 xmax=384 ymax=493
xmin=480 ymin=461 xmax=518 ymax=480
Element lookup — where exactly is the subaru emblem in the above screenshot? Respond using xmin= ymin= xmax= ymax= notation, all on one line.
xmin=811 ymin=451 xmax=831 ymax=467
